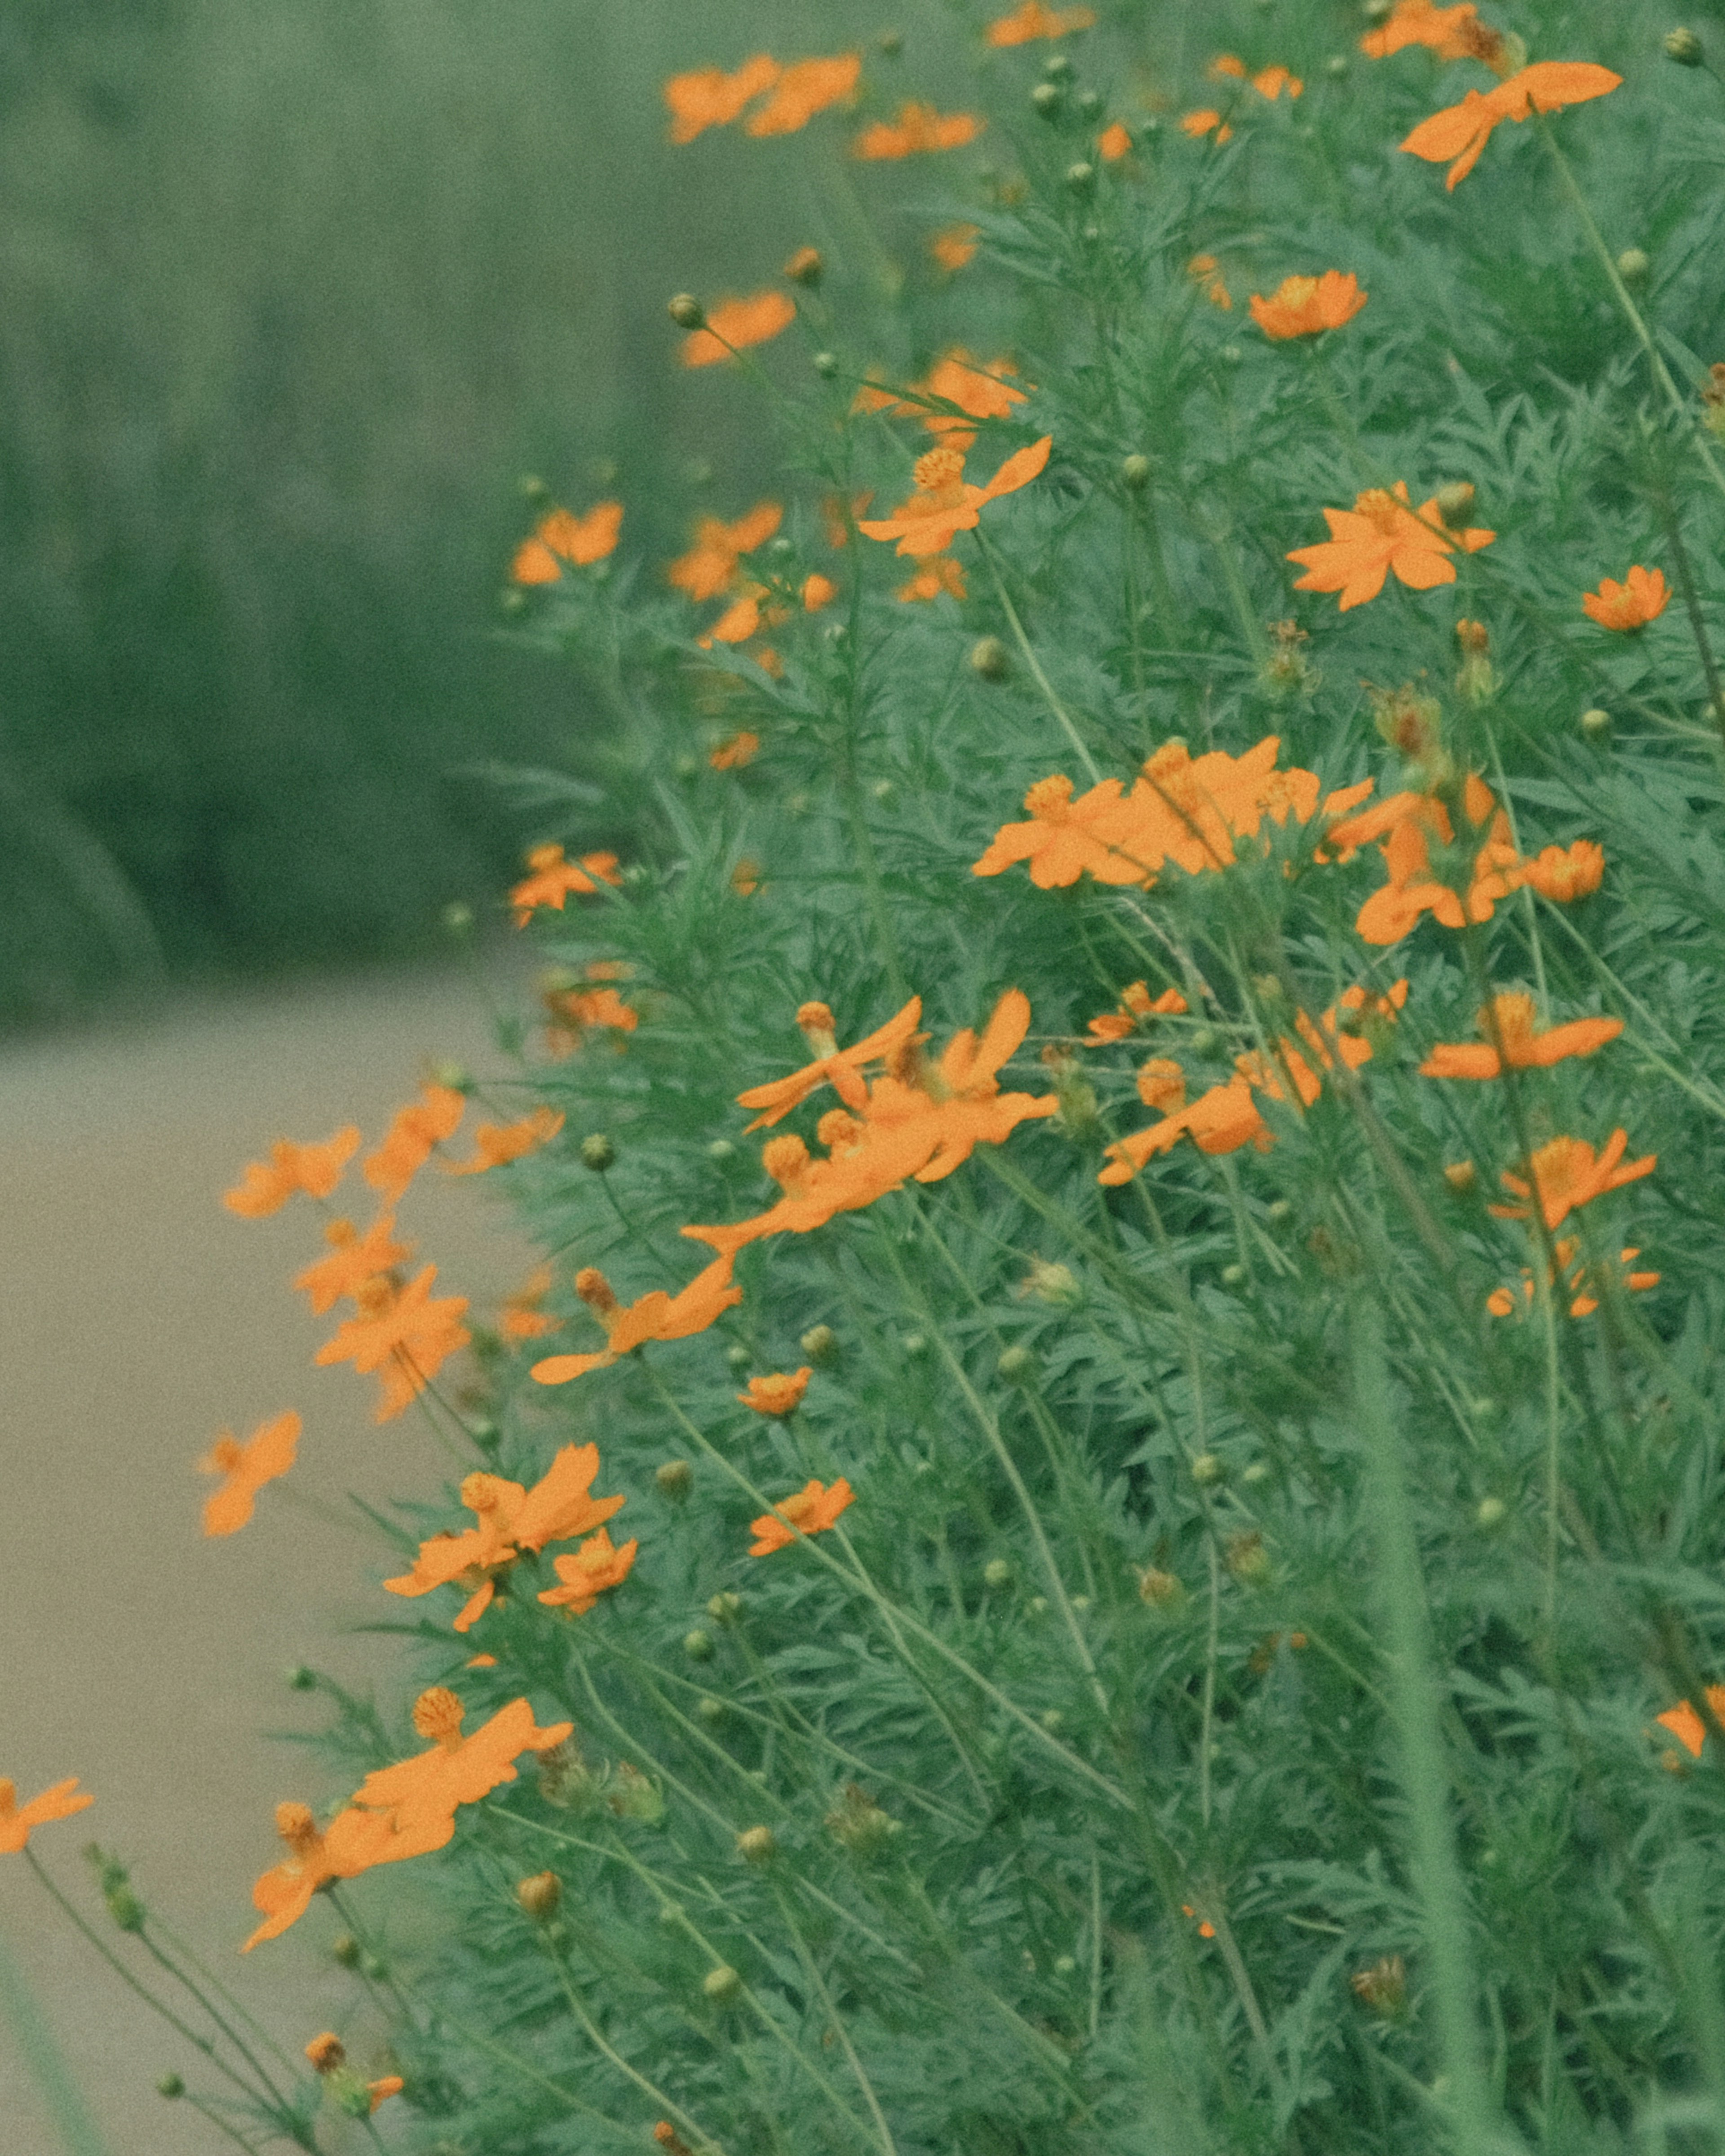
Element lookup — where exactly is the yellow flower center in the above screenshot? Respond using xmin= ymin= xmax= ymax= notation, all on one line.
xmin=1023 ymin=774 xmax=1075 ymax=820
xmin=912 ymin=446 xmax=966 ymax=492
xmin=411 ymin=1687 xmax=467 ymax=1748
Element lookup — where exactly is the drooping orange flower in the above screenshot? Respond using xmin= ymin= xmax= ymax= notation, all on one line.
xmin=1361 ymin=0 xmax=1498 ymax=63
xmin=510 ymin=502 xmax=624 ymax=586
xmin=929 ymin=222 xmax=981 ymax=271
xmin=681 ymin=291 xmax=797 ymax=368
xmin=444 ymin=1107 xmax=564 ymax=1176
xmin=1180 ymin=110 xmax=1233 ymax=143
xmin=914 ymin=350 xmax=1027 ymax=450
xmin=0 ymin=1776 xmax=93 ymax=1853
xmin=1097 ymin=121 xmax=1132 ymax=161
xmin=749 ymin=1477 xmax=856 ymax=1554
xmin=294 ymin=1215 xmax=413 ymax=1315
xmin=1486 ymin=1238 xmax=1659 ymax=1320
xmin=1186 ymin=254 xmax=1232 ymax=311
xmin=1522 ymin=840 xmax=1605 ymax=904
xmin=536 ymin=1528 xmax=639 ymax=1614
xmin=1489 ymin=1129 xmax=1657 ymax=1232
xmin=710 ymin=730 xmax=761 ymax=770
xmin=363 ymin=1083 xmax=467 ymax=1201
xmin=858 ymin=437 xmax=1052 ymax=558
xmin=499 ymin=1264 xmax=559 ymax=1343
xmin=385 ymin=1443 xmax=625 ymax=1630
xmin=1086 ymin=981 xmax=1187 ymax=1042
xmin=1249 ymin=271 xmax=1368 ymax=340
xmin=663 ymin=53 xmax=780 ymax=144
xmin=200 ymin=1411 xmax=301 ymax=1537
xmin=853 ymin=102 xmax=985 ymax=159
xmin=1401 ymin=62 xmax=1622 ymax=189
xmin=530 ymin=1255 xmax=742 ymax=1386
xmin=349 ymin=1691 xmax=573 ymax=1838
xmin=314 ymin=1266 xmax=472 ymax=1422
xmin=668 ymin=502 xmax=784 ymax=602
xmin=739 ymin=1367 xmax=812 ymax=1416
xmin=736 ymin=996 xmax=926 ymax=1130
xmin=1287 ymin=482 xmax=1495 ymax=610
xmin=1419 ymin=993 xmax=1622 ymax=1079
xmin=742 ymin=53 xmax=861 ymax=136
xmin=243 ymin=1801 xmax=428 ymax=1951
xmin=898 ymin=554 xmax=968 ymax=602
xmin=224 ymin=1127 xmax=361 ymax=1218
xmin=509 ymin=844 xmax=624 ymax=927
xmin=1582 ymin=566 xmax=1669 ymax=631
xmin=543 ymin=979 xmax=640 ymax=1059
xmin=985 ymin=2 xmax=1096 ymax=47
xmin=1657 ymin=1685 xmax=1725 ymax=1759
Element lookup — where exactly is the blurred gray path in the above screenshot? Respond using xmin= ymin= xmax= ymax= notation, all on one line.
xmin=0 ymin=965 xmax=537 ymax=2153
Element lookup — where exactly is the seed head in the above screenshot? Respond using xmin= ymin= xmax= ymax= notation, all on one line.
xmin=1352 ymin=1953 xmax=1407 ymax=2018
xmin=1225 ymin=1531 xmax=1271 ymax=1585
xmin=667 ymin=293 xmax=705 ymax=329
xmin=825 ymin=1783 xmax=902 ymax=1856
xmin=1137 ymin=1566 xmax=1185 ymax=1608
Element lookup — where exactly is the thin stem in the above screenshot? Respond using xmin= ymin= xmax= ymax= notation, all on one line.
xmin=973 ymin=529 xmax=1102 ymax=780
xmin=1199 ymin=1542 xmax=1221 ymax=1833
xmin=771 ymin=1886 xmax=899 ymax=2156
xmin=1537 ymin=1246 xmax=1564 ymax=1645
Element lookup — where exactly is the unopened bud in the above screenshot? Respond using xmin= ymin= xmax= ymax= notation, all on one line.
xmin=783 ymin=245 xmax=823 ymax=287
xmin=362 ymin=1953 xmax=389 ymax=1981
xmin=1065 ymin=160 xmax=1097 ymax=193
xmin=106 ymin=1885 xmax=146 ymax=1934
xmin=1043 ymin=52 xmax=1075 ymax=80
xmin=1665 ymin=27 xmax=1704 ymax=66
xmin=800 ymin=1323 xmax=839 ymax=1365
xmin=668 ymin=293 xmax=705 ymax=329
xmin=1189 ymin=1026 xmax=1220 ymax=1056
xmin=969 ymin=635 xmax=1011 ymax=682
xmin=1121 ymin=452 xmax=1152 ymax=490
xmin=997 ymin=1344 xmax=1037 ymax=1387
xmin=1580 ymin=706 xmax=1612 ymax=741
xmin=1040 ymin=1708 xmax=1066 ymax=1733
xmin=878 ymin=28 xmax=903 ymax=54
xmin=656 ymin=1459 xmax=693 ymax=1501
xmin=1476 ymin=1495 xmax=1508 ymax=1530
xmin=580 ymin=1133 xmax=615 ymax=1171
xmin=1225 ymin=1531 xmax=1272 ymax=1585
xmin=984 ymin=1557 xmax=1013 ymax=1590
xmin=1217 ymin=343 xmax=1242 ymax=366
xmin=683 ymin=1628 xmax=714 ymax=1661
xmin=157 ymin=2073 xmax=185 ymax=2099
xmin=736 ymin=1826 xmax=778 ymax=1866
xmin=517 ymin=1871 xmax=562 ymax=1920
xmin=441 ymin=901 xmax=473 ymax=933
xmin=902 ymin=1331 xmax=929 ymax=1358
xmin=703 ymin=1964 xmax=743 ymax=2003
xmin=1190 ymin=1451 xmax=1226 ymax=1487
xmin=1433 ymin=481 xmax=1476 ymax=527
xmin=812 ymin=350 xmax=839 ymax=378
xmin=1442 ymin=1159 xmax=1476 ymax=1193
xmin=707 ymin=1137 xmax=735 ymax=1162
xmin=286 ymin=1664 xmax=317 ymax=1691
xmin=697 ymin=1697 xmax=729 ymax=1725
xmin=1617 ymin=247 xmax=1651 ymax=286
xmin=331 ymin=1933 xmax=361 ymax=1968
xmin=1266 ymin=1198 xmax=1294 ymax=1224
xmin=1325 ymin=53 xmax=1349 ymax=76
xmin=1351 ymin=1952 xmax=1407 ymax=2018
xmin=725 ymin=1343 xmax=751 ymax=1372
xmin=708 ymin=1591 xmax=743 ymax=1625
xmin=1220 ymin=1262 xmax=1247 ymax=1288
xmin=1031 ymin=80 xmax=1064 ymax=117
xmin=1137 ymin=1566 xmax=1185 ymax=1608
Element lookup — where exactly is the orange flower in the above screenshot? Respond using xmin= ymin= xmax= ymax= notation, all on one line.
xmin=385 ymin=1443 xmax=625 ymax=1630
xmin=314 ymin=1265 xmax=471 ymax=1422
xmin=363 ymin=1082 xmax=467 ymax=1201
xmin=898 ymin=554 xmax=968 ymax=602
xmin=853 ymin=102 xmax=985 ymax=159
xmin=199 ymin=1410 xmax=301 ymax=1538
xmin=668 ymin=502 xmax=783 ymax=602
xmin=511 ymin=501 xmax=623 ymax=585
xmin=509 ymin=843 xmax=624 ymax=927
xmin=1207 ymin=55 xmax=1301 ymax=98
xmin=499 ymin=1264 xmax=558 ymax=1343
xmin=349 ymin=1691 xmax=572 ymax=1838
xmin=224 ymin=1127 xmax=360 ymax=1218
xmin=1180 ymin=110 xmax=1232 ymax=142
xmin=929 ymin=222 xmax=981 ymax=271
xmin=736 ymin=995 xmax=926 ymax=1129
xmin=1582 ymin=566 xmax=1669 ymax=631
xmin=294 ymin=1215 xmax=413 ymax=1315
xmin=1419 ymin=993 xmax=1622 ymax=1079
xmin=244 ymin=1801 xmax=427 ymax=1951
xmin=1344 ymin=777 xmax=1523 ymax=945
xmin=858 ymin=437 xmax=1052 ymax=558
xmin=710 ymin=730 xmax=761 ymax=770
xmin=1287 ymin=481 xmax=1495 ymax=610
xmin=444 ymin=1107 xmax=563 ymax=1176
xmin=1086 ymin=981 xmax=1187 ymax=1041
xmin=530 ymin=1255 xmax=742 ymax=1386
xmin=1361 ymin=0 xmax=1497 ymax=62
xmin=731 ymin=857 xmax=764 ymax=895
xmin=1136 ymin=1058 xmax=1187 ymax=1113
xmin=681 ymin=291 xmax=796 ymax=367
xmin=537 ymin=1528 xmax=640 ymax=1614
xmin=1657 ymin=1685 xmax=1725 ymax=1759
xmin=1401 ymin=62 xmax=1621 ymax=189
xmin=749 ymin=1477 xmax=856 ymax=1554
xmin=1186 ymin=254 xmax=1232 ymax=311
xmin=1097 ymin=121 xmax=1132 ymax=161
xmin=1522 ymin=840 xmax=1605 ymax=904
xmin=1490 ymin=1129 xmax=1657 ymax=1232
xmin=914 ymin=350 xmax=1027 ymax=450
xmin=1487 ymin=1238 xmax=1659 ymax=1320
xmin=543 ymin=981 xmax=640 ymax=1058
xmin=1249 ymin=271 xmax=1367 ymax=340
xmin=973 ymin=773 xmax=1134 ymax=888
xmin=985 ymin=2 xmax=1096 ymax=46
xmin=664 ymin=54 xmax=780 ymax=144
xmin=739 ymin=1367 xmax=812 ymax=1416
xmin=742 ymin=53 xmax=861 ymax=136
xmin=802 ymin=573 xmax=839 ymax=611
xmin=0 ymin=1776 xmax=93 ymax=1853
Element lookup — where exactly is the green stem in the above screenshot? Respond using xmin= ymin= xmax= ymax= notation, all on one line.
xmin=0 ymin=1926 xmax=112 ymax=2156
xmin=770 ymin=1886 xmax=899 ymax=2156
xmin=973 ymin=529 xmax=1102 ymax=780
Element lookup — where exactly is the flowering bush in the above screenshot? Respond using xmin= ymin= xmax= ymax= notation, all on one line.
xmin=14 ymin=4 xmax=1725 ymax=2152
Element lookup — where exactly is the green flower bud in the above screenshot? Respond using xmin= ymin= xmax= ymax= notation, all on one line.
xmin=579 ymin=1133 xmax=615 ymax=1171
xmin=708 ymin=1591 xmax=743 ymax=1625
xmin=703 ymin=1964 xmax=743 ymax=2003
xmin=1616 ymin=247 xmax=1651 ymax=286
xmin=1665 ymin=27 xmax=1704 ymax=66
xmin=683 ymin=1628 xmax=714 ymax=1661
xmin=813 ymin=350 xmax=840 ymax=379
xmin=736 ymin=1826 xmax=778 ymax=1865
xmin=156 ymin=2074 xmax=185 ymax=2100
xmin=1581 ymin=707 xmax=1611 ymax=741
xmin=800 ymin=1323 xmax=839 ymax=1365
xmin=668 ymin=293 xmax=704 ymax=329
xmin=1121 ymin=452 xmax=1152 ymax=490
xmin=983 ymin=1557 xmax=1014 ymax=1590
xmin=997 ymin=1344 xmax=1038 ymax=1387
xmin=970 ymin=635 xmax=1011 ymax=682
xmin=1190 ymin=1451 xmax=1226 ymax=1487
xmin=1031 ymin=81 xmax=1064 ymax=118
xmin=656 ymin=1460 xmax=693 ymax=1502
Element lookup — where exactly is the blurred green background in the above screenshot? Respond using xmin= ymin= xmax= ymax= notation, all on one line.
xmin=0 ymin=0 xmax=955 ymax=1026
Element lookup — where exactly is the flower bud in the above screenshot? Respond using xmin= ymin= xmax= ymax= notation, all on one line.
xmin=1665 ymin=27 xmax=1704 ymax=66
xmin=984 ymin=1557 xmax=1014 ymax=1590
xmin=1266 ymin=1198 xmax=1293 ymax=1224
xmin=969 ymin=635 xmax=1011 ymax=682
xmin=1040 ymin=1709 xmax=1066 ymax=1734
xmin=683 ymin=1628 xmax=714 ymax=1661
xmin=1433 ymin=481 xmax=1476 ymax=528
xmin=697 ymin=1697 xmax=729 ymax=1725
xmin=1190 ymin=1451 xmax=1226 ymax=1487
xmin=736 ymin=1826 xmax=778 ymax=1866
xmin=579 ymin=1132 xmax=615 ymax=1172
xmin=668 ymin=293 xmax=705 ymax=329
xmin=655 ymin=2127 xmax=697 ymax=2156
xmin=997 ymin=1344 xmax=1038 ymax=1387
xmin=1220 ymin=1262 xmax=1247 ymax=1288
xmin=1189 ymin=1026 xmax=1220 ymax=1056
xmin=1137 ymin=1566 xmax=1185 ymax=1607
xmin=1043 ymin=53 xmax=1075 ymax=80
xmin=1476 ymin=1496 xmax=1508 ymax=1530
xmin=362 ymin=1953 xmax=389 ymax=1981
xmin=878 ymin=28 xmax=903 ymax=55
xmin=799 ymin=1323 xmax=839 ymax=1365
xmin=703 ymin=1964 xmax=743 ymax=2003
xmin=441 ymin=901 xmax=473 ymax=933
xmin=607 ymin=1762 xmax=665 ymax=1824
xmin=1065 ymin=160 xmax=1097 ymax=193
xmin=516 ymin=1871 xmax=562 ymax=1920
xmin=1617 ymin=247 xmax=1651 ymax=286
xmin=106 ymin=1884 xmax=146 ymax=1934
xmin=1121 ymin=452 xmax=1152 ymax=490
xmin=1325 ymin=53 xmax=1349 ymax=76
xmin=1351 ymin=1953 xmax=1407 ymax=2019
xmin=707 ymin=1137 xmax=735 ymax=1162
xmin=1442 ymin=1159 xmax=1476 ymax=1193
xmin=306 ymin=2033 xmax=346 ymax=2073
xmin=1225 ymin=1531 xmax=1272 ymax=1585
xmin=825 ymin=1783 xmax=902 ymax=1856
xmin=286 ymin=1664 xmax=317 ymax=1691
xmin=1031 ymin=81 xmax=1064 ymax=117
xmin=332 ymin=1933 xmax=361 ymax=1968
xmin=1217 ymin=344 xmax=1242 ymax=366
xmin=902 ymin=1331 xmax=929 ymax=1358
xmin=1580 ymin=707 xmax=1612 ymax=741
xmin=157 ymin=2073 xmax=185 ymax=2099
xmin=1028 ymin=1595 xmax=1049 ymax=1615
xmin=708 ymin=1591 xmax=743 ymax=1625
xmin=726 ymin=1343 xmax=752 ymax=1372
xmin=812 ymin=350 xmax=839 ymax=378
xmin=783 ymin=245 xmax=823 ymax=287
xmin=1054 ymin=1069 xmax=1101 ymax=1136
xmin=656 ymin=1459 xmax=694 ymax=1501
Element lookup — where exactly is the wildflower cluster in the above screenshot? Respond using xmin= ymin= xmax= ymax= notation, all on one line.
xmin=16 ymin=5 xmax=1725 ymax=2152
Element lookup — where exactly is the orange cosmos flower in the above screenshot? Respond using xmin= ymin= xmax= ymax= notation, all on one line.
xmin=914 ymin=350 xmax=1027 ymax=449
xmin=802 ymin=573 xmax=839 ymax=610
xmin=1209 ymin=54 xmax=1302 ymax=98
xmin=1401 ymin=62 xmax=1622 ymax=189
xmin=1490 ymin=1129 xmax=1657 ymax=1232
xmin=668 ymin=502 xmax=783 ymax=601
xmin=681 ymin=291 xmax=796 ymax=367
xmin=509 ymin=843 xmax=624 ymax=927
xmin=743 ymin=53 xmax=861 ymax=136
xmin=853 ymin=102 xmax=984 ymax=159
xmin=1249 ymin=270 xmax=1368 ymax=340
xmin=1342 ymin=776 xmax=1522 ymax=945
xmin=443 ymin=1107 xmax=563 ymax=1176
xmin=898 ymin=554 xmax=968 ymax=602
xmin=1136 ymin=1058 xmax=1187 ymax=1113
xmin=0 ymin=1776 xmax=93 ymax=1853
xmin=1288 ymin=481 xmax=1495 ymax=610
xmin=929 ymin=222 xmax=981 ymax=271
xmin=1582 ymin=566 xmax=1669 ymax=631
xmin=499 ymin=1264 xmax=558 ymax=1343
xmin=737 ymin=995 xmax=927 ymax=1128
xmin=1522 ymin=840 xmax=1605 ymax=904
xmin=749 ymin=1477 xmax=856 ymax=1554
xmin=1100 ymin=1074 xmax=1269 ymax=1181
xmin=858 ymin=437 xmax=1052 ymax=558
xmin=200 ymin=1410 xmax=301 ymax=1537
xmin=739 ymin=1367 xmax=812 ymax=1416
xmin=294 ymin=1215 xmax=413 ymax=1315
xmin=530 ymin=1255 xmax=742 ymax=1386
xmin=1097 ymin=121 xmax=1132 ymax=161
xmin=510 ymin=501 xmax=623 ymax=586
xmin=973 ymin=773 xmax=1136 ymax=888
xmin=363 ymin=1082 xmax=466 ymax=1201
xmin=986 ymin=2 xmax=1096 ymax=46
xmin=1181 ymin=109 xmax=1233 ymax=142
xmin=537 ymin=1527 xmax=639 ymax=1614
xmin=314 ymin=1265 xmax=471 ymax=1422
xmin=243 ymin=1801 xmax=427 ymax=1950
xmin=663 ymin=54 xmax=780 ymax=144
xmin=1186 ymin=254 xmax=1232 ymax=311
xmin=1419 ymin=992 xmax=1622 ymax=1079
xmin=1657 ymin=1686 xmax=1725 ymax=1759
xmin=1086 ymin=981 xmax=1187 ymax=1041
xmin=543 ymin=979 xmax=639 ymax=1058
xmin=1361 ymin=0 xmax=1499 ymax=63
xmin=349 ymin=1691 xmax=572 ymax=1838
xmin=385 ymin=1443 xmax=625 ymax=1630
xmin=710 ymin=730 xmax=761 ymax=770
xmin=1487 ymin=1239 xmax=1659 ymax=1320
xmin=224 ymin=1126 xmax=360 ymax=1218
